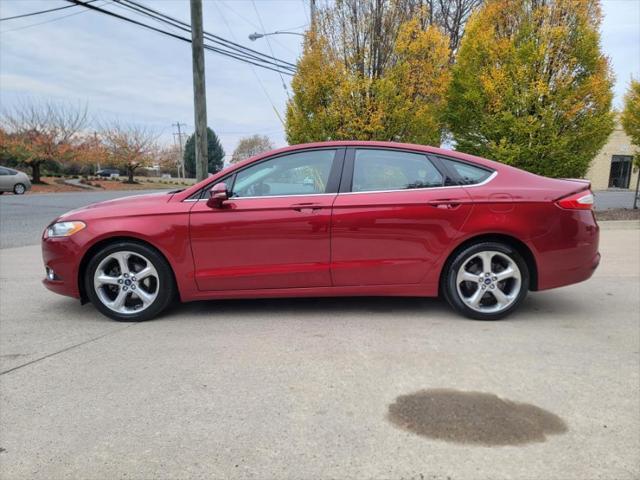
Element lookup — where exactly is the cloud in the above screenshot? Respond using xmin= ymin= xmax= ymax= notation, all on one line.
xmin=0 ymin=0 xmax=304 ymax=152
xmin=1 ymin=0 xmax=637 ymax=151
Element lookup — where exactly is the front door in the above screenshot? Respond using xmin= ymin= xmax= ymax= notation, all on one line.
xmin=331 ymin=148 xmax=474 ymax=286
xmin=189 ymin=148 xmax=342 ymax=291
xmin=608 ymin=155 xmax=633 ymax=189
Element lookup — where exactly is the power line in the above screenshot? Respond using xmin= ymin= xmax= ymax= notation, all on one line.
xmin=0 ymin=1 xmax=106 ymax=34
xmin=251 ymin=0 xmax=289 ymax=95
xmin=109 ymin=0 xmax=188 ymax=37
xmin=65 ymin=0 xmax=295 ymax=75
xmin=114 ymin=0 xmax=296 ymax=71
xmin=82 ymin=0 xmax=295 ymax=74
xmin=0 ymin=1 xmax=94 ymax=22
xmin=213 ymin=1 xmax=285 ymax=126
xmin=217 ymin=0 xmax=300 ymax=56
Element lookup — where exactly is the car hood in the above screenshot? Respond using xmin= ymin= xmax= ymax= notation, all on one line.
xmin=57 ymin=191 xmax=174 ymax=222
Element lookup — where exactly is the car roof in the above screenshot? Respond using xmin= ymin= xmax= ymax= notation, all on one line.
xmin=229 ymin=141 xmax=507 ymax=171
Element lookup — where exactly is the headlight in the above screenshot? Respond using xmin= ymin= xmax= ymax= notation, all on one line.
xmin=46 ymin=221 xmax=86 ymax=238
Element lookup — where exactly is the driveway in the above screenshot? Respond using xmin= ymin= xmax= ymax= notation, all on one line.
xmin=0 ymin=223 xmax=638 ymax=479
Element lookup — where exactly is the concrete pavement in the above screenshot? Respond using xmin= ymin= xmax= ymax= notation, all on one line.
xmin=0 ymin=224 xmax=638 ymax=479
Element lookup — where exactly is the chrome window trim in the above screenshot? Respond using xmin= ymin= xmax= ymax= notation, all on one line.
xmin=185 ymin=192 xmax=338 ymax=202
xmin=339 ymin=170 xmax=498 ymax=195
xmin=184 ymin=171 xmax=497 ymax=201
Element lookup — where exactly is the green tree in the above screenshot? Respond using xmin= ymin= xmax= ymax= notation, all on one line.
xmin=184 ymin=127 xmax=225 ymax=177
xmin=620 ymin=78 xmax=640 ymax=208
xmin=446 ymin=0 xmax=614 ymax=178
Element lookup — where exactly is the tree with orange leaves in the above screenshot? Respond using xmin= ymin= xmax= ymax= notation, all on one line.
xmin=285 ymin=0 xmax=485 ymax=146
xmin=446 ymin=0 xmax=614 ymax=178
xmin=100 ymin=122 xmax=158 ymax=183
xmin=1 ymin=101 xmax=89 ymax=183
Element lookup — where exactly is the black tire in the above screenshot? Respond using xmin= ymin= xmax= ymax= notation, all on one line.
xmin=84 ymin=240 xmax=176 ymax=322
xmin=13 ymin=183 xmax=26 ymax=195
xmin=442 ymin=241 xmax=529 ymax=321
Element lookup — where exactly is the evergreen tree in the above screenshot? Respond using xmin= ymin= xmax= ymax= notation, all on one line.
xmin=184 ymin=127 xmax=225 ymax=177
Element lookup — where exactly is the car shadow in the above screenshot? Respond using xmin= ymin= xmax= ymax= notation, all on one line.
xmin=46 ymin=290 xmax=590 ymax=324
xmin=518 ymin=290 xmax=593 ymax=317
xmin=164 ymin=295 xmax=450 ymax=320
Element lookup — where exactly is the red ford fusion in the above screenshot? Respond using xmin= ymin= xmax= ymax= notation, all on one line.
xmin=42 ymin=141 xmax=599 ymax=322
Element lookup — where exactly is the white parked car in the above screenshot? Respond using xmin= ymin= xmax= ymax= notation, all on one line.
xmin=0 ymin=166 xmax=31 ymax=195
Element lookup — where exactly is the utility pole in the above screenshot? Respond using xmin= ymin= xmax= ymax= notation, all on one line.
xmin=93 ymin=131 xmax=100 ymax=173
xmin=190 ymin=0 xmax=208 ymax=181
xmin=172 ymin=122 xmax=187 ymax=178
xmin=310 ymin=0 xmax=316 ymax=25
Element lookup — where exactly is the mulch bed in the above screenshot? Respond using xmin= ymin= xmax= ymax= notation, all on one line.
xmin=595 ymin=209 xmax=640 ymax=221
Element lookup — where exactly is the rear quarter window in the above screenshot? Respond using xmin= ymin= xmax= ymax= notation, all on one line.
xmin=436 ymin=157 xmax=493 ymax=185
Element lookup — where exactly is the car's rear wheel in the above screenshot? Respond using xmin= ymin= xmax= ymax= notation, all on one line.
xmin=84 ymin=241 xmax=175 ymax=321
xmin=443 ymin=241 xmax=529 ymax=320
xmin=13 ymin=183 xmax=26 ymax=195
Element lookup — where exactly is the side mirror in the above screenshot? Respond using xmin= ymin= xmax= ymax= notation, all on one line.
xmin=206 ymin=182 xmax=229 ymax=208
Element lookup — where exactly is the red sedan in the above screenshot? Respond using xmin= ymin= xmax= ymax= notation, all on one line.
xmin=42 ymin=141 xmax=600 ymax=322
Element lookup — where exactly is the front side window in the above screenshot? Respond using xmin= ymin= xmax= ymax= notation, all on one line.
xmin=232 ymin=149 xmax=336 ymax=198
xmin=0 ymin=168 xmax=8 ymax=176
xmin=438 ymin=157 xmax=493 ymax=185
xmin=352 ymin=149 xmax=443 ymax=193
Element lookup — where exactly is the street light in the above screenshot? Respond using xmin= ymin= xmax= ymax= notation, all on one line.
xmin=249 ymin=31 xmax=305 ymax=41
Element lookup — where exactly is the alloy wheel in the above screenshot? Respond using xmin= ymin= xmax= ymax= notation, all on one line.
xmin=93 ymin=251 xmax=159 ymax=314
xmin=455 ymin=250 xmax=522 ymax=314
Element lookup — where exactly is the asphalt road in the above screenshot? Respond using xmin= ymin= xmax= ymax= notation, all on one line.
xmin=594 ymin=190 xmax=638 ymax=210
xmin=0 ymin=223 xmax=638 ymax=479
xmin=0 ymin=190 xmax=170 ymax=249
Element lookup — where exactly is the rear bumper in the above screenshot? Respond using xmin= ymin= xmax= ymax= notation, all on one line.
xmin=537 ymin=251 xmax=600 ymax=290
xmin=534 ymin=210 xmax=600 ymax=291
xmin=42 ymin=236 xmax=82 ymax=299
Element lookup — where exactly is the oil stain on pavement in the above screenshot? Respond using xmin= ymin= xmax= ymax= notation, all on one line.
xmin=388 ymin=389 xmax=567 ymax=446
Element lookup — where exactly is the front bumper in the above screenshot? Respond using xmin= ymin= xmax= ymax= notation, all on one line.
xmin=42 ymin=236 xmax=82 ymax=299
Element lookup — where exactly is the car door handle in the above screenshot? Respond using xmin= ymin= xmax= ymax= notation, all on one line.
xmin=291 ymin=202 xmax=323 ymax=212
xmin=427 ymin=200 xmax=462 ymax=209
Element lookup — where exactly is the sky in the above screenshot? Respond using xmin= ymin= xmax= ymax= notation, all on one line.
xmin=0 ymin=0 xmax=639 ymax=160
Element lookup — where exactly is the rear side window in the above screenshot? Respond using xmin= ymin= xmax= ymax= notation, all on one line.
xmin=352 ymin=149 xmax=443 ymax=192
xmin=437 ymin=157 xmax=493 ymax=185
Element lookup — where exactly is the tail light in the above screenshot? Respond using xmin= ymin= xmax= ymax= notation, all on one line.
xmin=556 ymin=190 xmax=594 ymax=210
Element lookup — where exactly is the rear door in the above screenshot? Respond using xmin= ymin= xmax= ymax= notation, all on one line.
xmin=330 ymin=148 xmax=474 ymax=286
xmin=189 ymin=148 xmax=344 ymax=291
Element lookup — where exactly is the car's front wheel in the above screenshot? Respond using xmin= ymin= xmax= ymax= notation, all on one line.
xmin=13 ymin=183 xmax=26 ymax=195
xmin=84 ymin=241 xmax=176 ymax=321
xmin=443 ymin=241 xmax=529 ymax=320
